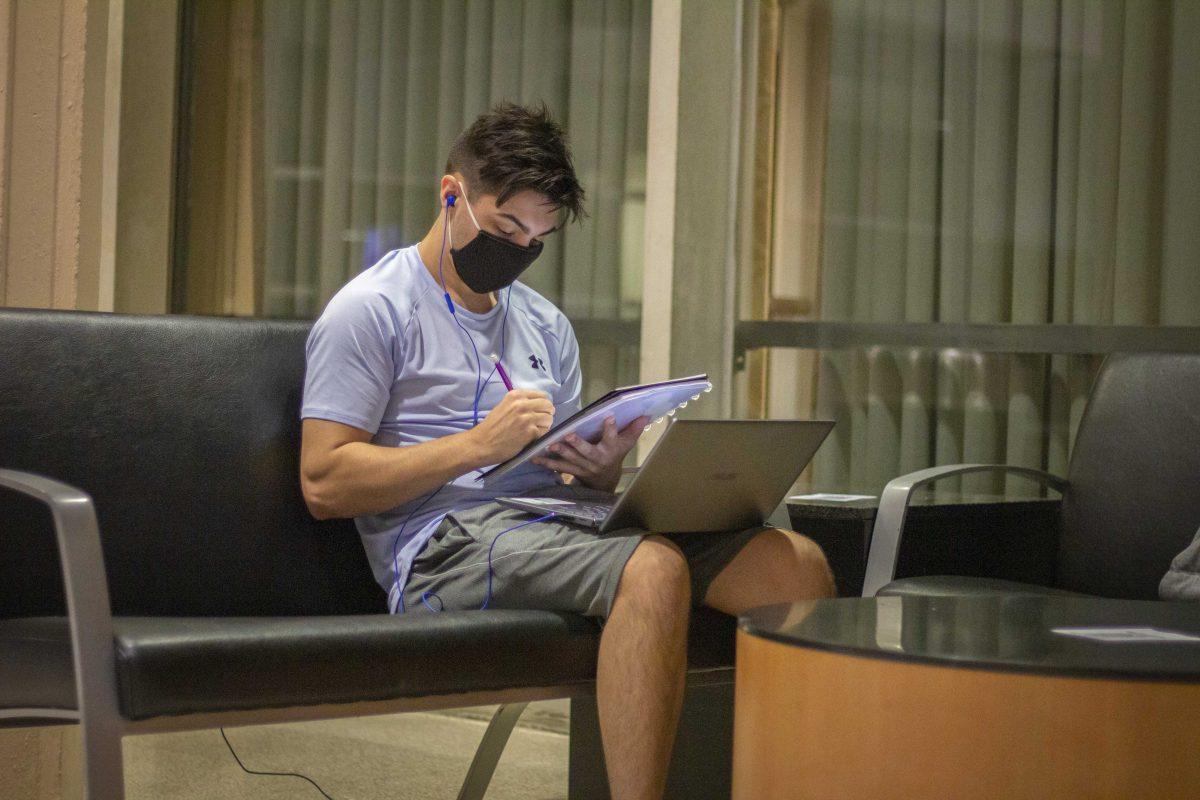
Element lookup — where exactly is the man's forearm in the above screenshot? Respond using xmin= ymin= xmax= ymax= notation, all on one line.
xmin=307 ymin=430 xmax=488 ymax=519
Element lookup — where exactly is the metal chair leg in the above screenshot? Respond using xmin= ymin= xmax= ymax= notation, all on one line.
xmin=455 ymin=703 xmax=530 ymax=800
xmin=82 ymin=721 xmax=125 ymax=800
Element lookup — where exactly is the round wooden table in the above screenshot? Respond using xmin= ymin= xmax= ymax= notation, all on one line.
xmin=734 ymin=595 xmax=1200 ymax=799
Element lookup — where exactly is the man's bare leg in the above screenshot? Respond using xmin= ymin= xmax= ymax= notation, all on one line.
xmin=703 ymin=527 xmax=835 ymax=615
xmin=596 ymin=535 xmax=691 ymax=800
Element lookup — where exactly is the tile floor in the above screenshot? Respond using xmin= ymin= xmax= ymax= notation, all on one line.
xmin=122 ymin=700 xmax=571 ymax=800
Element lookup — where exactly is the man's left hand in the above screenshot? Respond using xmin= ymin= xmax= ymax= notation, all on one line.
xmin=531 ymin=415 xmax=650 ymax=493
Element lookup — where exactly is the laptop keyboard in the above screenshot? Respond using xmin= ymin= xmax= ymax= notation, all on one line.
xmin=500 ymin=496 xmax=614 ymax=523
xmin=572 ymin=503 xmax=613 ymax=521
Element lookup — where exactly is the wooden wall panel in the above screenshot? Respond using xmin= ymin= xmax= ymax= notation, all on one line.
xmin=0 ymin=0 xmax=92 ymax=311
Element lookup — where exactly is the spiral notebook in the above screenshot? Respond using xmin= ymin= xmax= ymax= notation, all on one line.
xmin=477 ymin=373 xmax=712 ymax=486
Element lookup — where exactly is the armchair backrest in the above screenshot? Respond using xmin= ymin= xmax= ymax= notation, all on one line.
xmin=1059 ymin=353 xmax=1200 ymax=598
xmin=0 ymin=308 xmax=385 ymax=618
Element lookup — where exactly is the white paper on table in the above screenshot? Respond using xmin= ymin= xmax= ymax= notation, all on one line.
xmin=1050 ymin=626 xmax=1200 ymax=643
xmin=789 ymin=493 xmax=877 ymax=502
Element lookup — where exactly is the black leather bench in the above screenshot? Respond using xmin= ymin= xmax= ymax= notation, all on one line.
xmin=0 ymin=308 xmax=736 ymax=799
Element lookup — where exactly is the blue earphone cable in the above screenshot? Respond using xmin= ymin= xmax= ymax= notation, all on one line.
xmin=481 ymin=511 xmax=556 ymax=609
xmin=393 ymin=200 xmax=518 ymax=614
xmin=438 ymin=198 xmax=514 ymax=423
xmin=473 ymin=285 xmax=512 ymax=406
xmin=438 ymin=203 xmax=484 ymax=425
xmin=416 ymin=511 xmax=557 ymax=613
xmin=392 ymin=484 xmax=445 ymax=614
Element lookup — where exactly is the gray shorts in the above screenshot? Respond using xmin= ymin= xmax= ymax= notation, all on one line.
xmin=401 ymin=483 xmax=767 ymax=620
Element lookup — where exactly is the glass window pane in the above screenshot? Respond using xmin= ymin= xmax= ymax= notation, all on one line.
xmin=179 ymin=0 xmax=650 ymax=398
xmin=745 ymin=0 xmax=1200 ymax=492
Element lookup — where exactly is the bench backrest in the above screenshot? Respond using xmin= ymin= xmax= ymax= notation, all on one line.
xmin=1 ymin=308 xmax=385 ymax=617
xmin=1060 ymin=352 xmax=1200 ymax=599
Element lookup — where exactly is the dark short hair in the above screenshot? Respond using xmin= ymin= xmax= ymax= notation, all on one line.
xmin=446 ymin=102 xmax=586 ymax=224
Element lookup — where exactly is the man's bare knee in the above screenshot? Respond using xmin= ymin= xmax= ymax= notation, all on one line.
xmin=787 ymin=531 xmax=836 ymax=599
xmin=616 ymin=535 xmax=691 ymax=611
xmin=757 ymin=529 xmax=835 ymax=600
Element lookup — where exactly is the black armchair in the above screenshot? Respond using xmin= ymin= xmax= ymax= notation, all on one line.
xmin=862 ymin=353 xmax=1200 ymax=599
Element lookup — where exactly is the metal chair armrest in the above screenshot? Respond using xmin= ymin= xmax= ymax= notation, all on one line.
xmin=0 ymin=469 xmax=124 ymax=751
xmin=860 ymin=464 xmax=1067 ymax=597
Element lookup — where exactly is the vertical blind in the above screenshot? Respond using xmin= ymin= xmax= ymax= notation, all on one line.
xmin=767 ymin=0 xmax=1200 ymax=493
xmin=260 ymin=0 xmax=649 ymax=399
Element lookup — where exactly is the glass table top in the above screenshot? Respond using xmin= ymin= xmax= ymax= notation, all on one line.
xmin=740 ymin=595 xmax=1200 ymax=681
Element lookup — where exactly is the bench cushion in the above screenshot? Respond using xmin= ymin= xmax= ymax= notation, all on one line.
xmin=3 ymin=610 xmax=735 ymax=722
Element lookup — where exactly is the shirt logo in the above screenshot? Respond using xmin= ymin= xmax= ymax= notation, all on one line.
xmin=529 ymin=354 xmax=546 ymax=371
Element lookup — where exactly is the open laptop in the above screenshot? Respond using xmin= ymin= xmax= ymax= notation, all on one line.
xmin=497 ymin=419 xmax=834 ymax=534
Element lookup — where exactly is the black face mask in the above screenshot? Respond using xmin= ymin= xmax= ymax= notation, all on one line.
xmin=449 ymin=187 xmax=544 ymax=294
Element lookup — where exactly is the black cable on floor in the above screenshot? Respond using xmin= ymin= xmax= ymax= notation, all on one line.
xmin=219 ymin=727 xmax=336 ymax=799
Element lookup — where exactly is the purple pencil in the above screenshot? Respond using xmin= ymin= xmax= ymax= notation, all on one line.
xmin=489 ymin=353 xmax=515 ymax=391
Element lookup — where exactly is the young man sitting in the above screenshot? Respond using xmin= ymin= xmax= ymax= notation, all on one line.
xmin=299 ymin=103 xmax=834 ymax=800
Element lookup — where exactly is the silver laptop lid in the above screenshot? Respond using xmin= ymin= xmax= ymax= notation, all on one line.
xmin=601 ymin=419 xmax=834 ymax=534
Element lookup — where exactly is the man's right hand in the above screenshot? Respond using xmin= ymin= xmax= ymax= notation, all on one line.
xmin=466 ymin=389 xmax=556 ymax=464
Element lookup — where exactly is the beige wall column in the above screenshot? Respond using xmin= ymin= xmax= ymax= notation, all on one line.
xmin=0 ymin=0 xmax=108 ymax=311
xmin=1 ymin=0 xmax=178 ymax=316
xmin=637 ymin=0 xmax=682 ymax=462
xmin=638 ymin=0 xmax=744 ymax=458
xmin=670 ymin=0 xmax=743 ymax=414
xmin=179 ymin=0 xmax=264 ymax=317
xmin=108 ymin=0 xmax=178 ymax=314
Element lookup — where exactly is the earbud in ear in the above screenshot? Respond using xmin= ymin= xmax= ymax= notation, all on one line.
xmin=446 ymin=194 xmax=457 ymax=207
